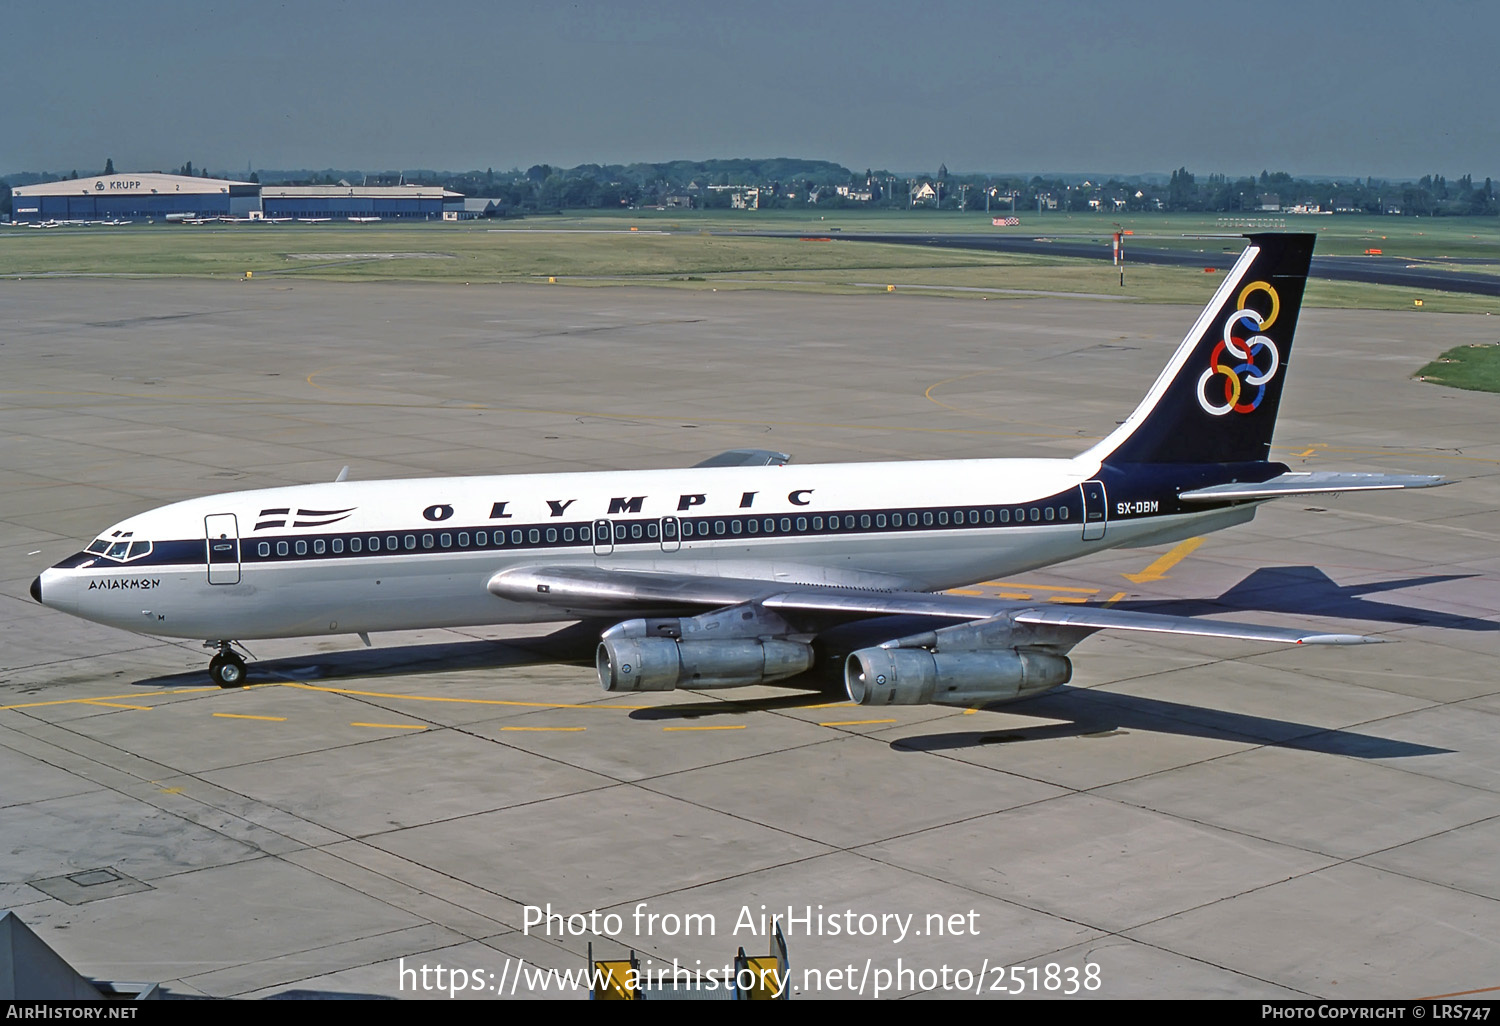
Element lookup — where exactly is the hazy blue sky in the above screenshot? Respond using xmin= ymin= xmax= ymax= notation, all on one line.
xmin=5 ymin=0 xmax=1496 ymax=179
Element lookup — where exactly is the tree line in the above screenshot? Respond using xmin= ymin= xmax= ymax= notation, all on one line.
xmin=4 ymin=158 xmax=1497 ymax=218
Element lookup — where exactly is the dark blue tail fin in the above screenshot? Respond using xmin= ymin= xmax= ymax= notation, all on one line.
xmin=1084 ymin=233 xmax=1314 ymax=466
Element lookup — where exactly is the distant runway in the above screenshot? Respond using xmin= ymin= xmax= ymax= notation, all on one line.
xmin=2 ymin=278 xmax=1498 ymax=998
xmin=738 ymin=231 xmax=1500 ymax=296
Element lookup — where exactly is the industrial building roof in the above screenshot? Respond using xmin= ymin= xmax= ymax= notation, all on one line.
xmin=12 ymin=173 xmax=255 ymax=197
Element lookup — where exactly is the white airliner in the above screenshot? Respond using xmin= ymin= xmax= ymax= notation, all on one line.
xmin=32 ymin=234 xmax=1446 ymax=703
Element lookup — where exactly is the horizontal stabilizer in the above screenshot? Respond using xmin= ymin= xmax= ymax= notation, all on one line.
xmin=692 ymin=449 xmax=792 ymax=468
xmin=1179 ymin=471 xmax=1448 ymax=502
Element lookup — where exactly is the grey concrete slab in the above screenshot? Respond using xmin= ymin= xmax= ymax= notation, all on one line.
xmin=186 ymin=922 xmax=467 ymax=998
xmin=862 ymin=794 xmax=1337 ymax=934
xmin=1358 ymin=815 xmax=1500 ymax=899
xmin=18 ymin=856 xmax=430 ymax=992
xmin=3 ymin=279 xmax=1498 ymax=999
xmin=0 ymin=741 xmax=103 ymax=807
xmin=0 ymin=789 xmax=263 ymax=883
xmin=367 ymin=785 xmax=835 ymax=910
xmin=464 ymin=703 xmax=838 ymax=782
xmin=202 ymin=727 xmax=618 ymax=837
xmin=1096 ymin=745 xmax=1500 ymax=859
xmin=643 ymin=733 xmax=1068 ymax=849
xmin=1127 ymin=863 xmax=1500 ymax=998
xmin=1321 ymin=700 xmax=1500 ymax=792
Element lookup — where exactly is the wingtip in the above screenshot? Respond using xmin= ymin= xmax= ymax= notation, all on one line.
xmin=1300 ymin=633 xmax=1387 ymax=645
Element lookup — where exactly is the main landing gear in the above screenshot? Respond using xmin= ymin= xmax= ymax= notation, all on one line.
xmin=206 ymin=641 xmax=249 ymax=688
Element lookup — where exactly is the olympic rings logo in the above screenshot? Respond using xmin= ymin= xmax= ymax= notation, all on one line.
xmin=1197 ymin=280 xmax=1281 ymax=416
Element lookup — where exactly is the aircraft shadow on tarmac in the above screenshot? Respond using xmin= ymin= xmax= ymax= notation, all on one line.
xmin=130 ymin=620 xmax=603 ymax=689
xmin=127 ymin=566 xmax=1473 ymax=759
xmin=891 ymin=687 xmax=1451 ymax=760
xmin=1114 ymin=565 xmax=1498 ymax=633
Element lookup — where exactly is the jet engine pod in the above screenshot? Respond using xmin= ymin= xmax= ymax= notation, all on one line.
xmin=845 ymin=647 xmax=1071 ymax=707
xmin=598 ymin=637 xmax=814 ymax=692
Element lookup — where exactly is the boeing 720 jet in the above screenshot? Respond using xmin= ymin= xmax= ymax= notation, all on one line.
xmin=32 ymin=234 xmax=1446 ymax=705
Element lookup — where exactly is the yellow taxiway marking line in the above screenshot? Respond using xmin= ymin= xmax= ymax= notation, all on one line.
xmin=820 ymin=719 xmax=898 ymax=727
xmin=212 ymin=713 xmax=286 ymax=722
xmin=662 ymin=725 xmax=747 ymax=732
xmin=158 ymin=786 xmax=185 ymax=794
xmin=947 ymin=588 xmax=984 ymax=595
xmin=351 ymin=722 xmax=428 ymax=731
xmin=1289 ymin=443 xmax=1327 ymax=458
xmin=276 ymin=681 xmax=643 ymax=710
xmin=984 ymin=581 xmax=1100 ymax=593
xmin=1123 ymin=537 xmax=1204 ymax=583
xmin=500 ymin=726 xmax=587 ymax=732
xmin=81 ymin=701 xmax=153 ymax=710
xmin=803 ymin=701 xmax=855 ymax=709
xmin=1103 ymin=591 xmax=1128 ymax=607
xmin=2 ymin=689 xmax=203 ymax=711
xmin=1045 ymin=596 xmax=1090 ymax=604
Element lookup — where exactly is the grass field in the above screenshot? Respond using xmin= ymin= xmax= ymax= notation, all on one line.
xmin=2 ymin=212 xmax=1497 ymax=317
xmin=1414 ymin=343 xmax=1500 ymax=393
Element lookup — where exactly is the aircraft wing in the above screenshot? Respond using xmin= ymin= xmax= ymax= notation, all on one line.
xmin=691 ymin=449 xmax=791 ymax=468
xmin=487 ymin=565 xmax=1374 ymax=646
xmin=1178 ymin=471 xmax=1447 ymax=502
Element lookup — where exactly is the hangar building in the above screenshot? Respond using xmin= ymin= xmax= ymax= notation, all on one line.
xmin=10 ymin=173 xmax=260 ymax=222
xmin=9 ymin=174 xmax=464 ymax=222
xmin=259 ymin=184 xmax=457 ymax=220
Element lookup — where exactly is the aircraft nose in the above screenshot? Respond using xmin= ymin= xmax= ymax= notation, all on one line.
xmin=31 ymin=576 xmax=43 ymax=604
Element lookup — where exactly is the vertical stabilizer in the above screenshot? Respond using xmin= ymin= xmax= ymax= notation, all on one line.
xmin=1082 ymin=233 xmax=1314 ymax=466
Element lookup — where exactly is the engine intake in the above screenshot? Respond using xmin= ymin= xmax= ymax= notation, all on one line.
xmin=598 ymin=636 xmax=813 ymax=692
xmin=844 ymin=647 xmax=1071 ymax=707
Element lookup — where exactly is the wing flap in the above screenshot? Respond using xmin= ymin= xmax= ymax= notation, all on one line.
xmin=1179 ymin=471 xmax=1447 ymax=502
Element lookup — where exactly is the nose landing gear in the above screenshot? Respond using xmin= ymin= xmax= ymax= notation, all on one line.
xmin=206 ymin=641 xmax=249 ymax=688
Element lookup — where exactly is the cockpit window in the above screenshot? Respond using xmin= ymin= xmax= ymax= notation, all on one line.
xmin=92 ymin=537 xmax=153 ymax=562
